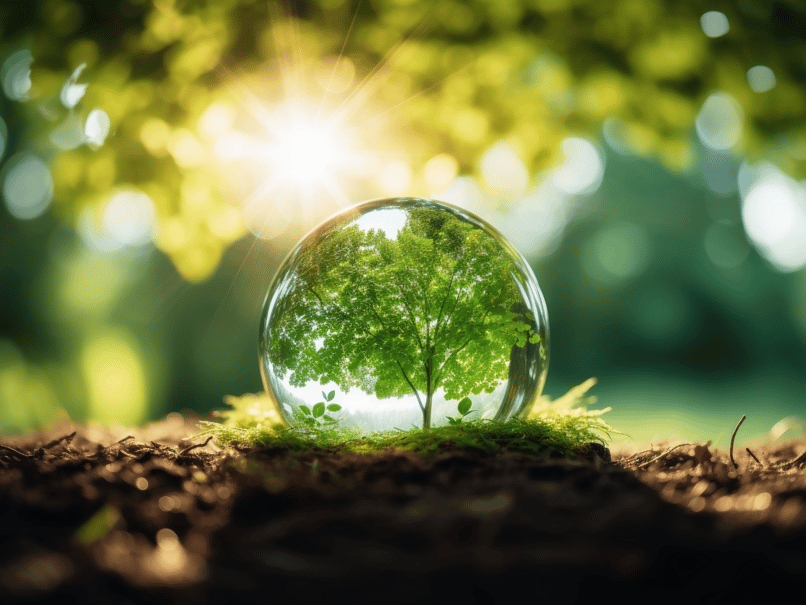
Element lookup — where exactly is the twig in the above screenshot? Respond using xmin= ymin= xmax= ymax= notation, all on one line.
xmin=636 ymin=443 xmax=692 ymax=469
xmin=619 ymin=447 xmax=655 ymax=464
xmin=0 ymin=444 xmax=34 ymax=460
xmin=745 ymin=447 xmax=761 ymax=465
xmin=730 ymin=415 xmax=746 ymax=469
xmin=779 ymin=450 xmax=806 ymax=470
xmin=99 ymin=436 xmax=133 ymax=453
xmin=177 ymin=436 xmax=214 ymax=457
xmin=42 ymin=431 xmax=77 ymax=450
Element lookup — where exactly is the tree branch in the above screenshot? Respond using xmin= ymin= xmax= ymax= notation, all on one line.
xmin=434 ymin=309 xmax=491 ymax=386
xmin=432 ymin=261 xmax=462 ymax=342
xmin=391 ymin=273 xmax=425 ymax=351
xmin=396 ymin=360 xmax=425 ymax=413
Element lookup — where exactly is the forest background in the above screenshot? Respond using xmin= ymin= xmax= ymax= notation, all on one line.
xmin=1 ymin=0 xmax=805 ymax=446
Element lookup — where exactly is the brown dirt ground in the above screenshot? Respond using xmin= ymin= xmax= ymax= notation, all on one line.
xmin=2 ymin=416 xmax=805 ymax=603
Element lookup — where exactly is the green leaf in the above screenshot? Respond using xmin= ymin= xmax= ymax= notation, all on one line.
xmin=323 ymin=415 xmax=335 ymax=422
xmin=529 ymin=332 xmax=541 ymax=344
xmin=299 ymin=405 xmax=312 ymax=416
xmin=457 ymin=396 xmax=472 ymax=416
xmin=327 ymin=403 xmax=342 ymax=412
xmin=322 ymin=391 xmax=328 ymax=401
xmin=313 ymin=402 xmax=325 ymax=418
xmin=327 ymin=390 xmax=335 ymax=401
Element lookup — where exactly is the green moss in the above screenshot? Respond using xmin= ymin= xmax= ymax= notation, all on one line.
xmin=199 ymin=415 xmax=612 ymax=457
xmin=197 ymin=379 xmax=615 ymax=458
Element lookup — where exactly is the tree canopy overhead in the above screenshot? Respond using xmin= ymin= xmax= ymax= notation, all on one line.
xmin=261 ymin=200 xmax=547 ymax=429
xmin=2 ymin=0 xmax=806 ymax=279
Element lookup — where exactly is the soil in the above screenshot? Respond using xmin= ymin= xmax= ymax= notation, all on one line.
xmin=2 ymin=416 xmax=806 ymax=604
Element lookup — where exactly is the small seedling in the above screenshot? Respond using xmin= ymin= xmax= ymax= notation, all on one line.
xmin=296 ymin=390 xmax=342 ymax=427
xmin=446 ymin=397 xmax=474 ymax=426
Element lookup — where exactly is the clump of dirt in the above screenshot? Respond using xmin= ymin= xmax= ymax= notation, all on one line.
xmin=1 ymin=419 xmax=805 ymax=603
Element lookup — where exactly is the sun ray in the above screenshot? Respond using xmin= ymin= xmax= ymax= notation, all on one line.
xmin=331 ymin=9 xmax=434 ymax=125
xmin=317 ymin=0 xmax=364 ymax=118
xmin=196 ymin=4 xmax=450 ymax=339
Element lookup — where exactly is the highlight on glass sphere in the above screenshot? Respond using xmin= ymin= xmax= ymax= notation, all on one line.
xmin=259 ymin=198 xmax=549 ymax=432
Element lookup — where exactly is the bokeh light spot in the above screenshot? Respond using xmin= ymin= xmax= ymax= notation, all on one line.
xmin=695 ymin=92 xmax=743 ymax=150
xmin=452 ymin=107 xmax=488 ymax=143
xmin=78 ymin=190 xmax=156 ymax=252
xmin=584 ymin=222 xmax=652 ymax=282
xmin=423 ymin=153 xmax=459 ymax=194
xmin=747 ymin=65 xmax=776 ymax=93
xmin=169 ymin=129 xmax=205 ymax=168
xmin=700 ymin=11 xmax=730 ymax=38
xmin=379 ymin=160 xmax=413 ymax=195
xmin=60 ymin=63 xmax=88 ymax=108
xmin=479 ymin=142 xmax=529 ymax=194
xmin=85 ymin=108 xmax=111 ymax=149
xmin=500 ymin=185 xmax=571 ymax=259
xmin=50 ymin=113 xmax=87 ymax=151
xmin=140 ymin=118 xmax=171 ymax=154
xmin=741 ymin=168 xmax=806 ymax=272
xmin=105 ymin=191 xmax=157 ymax=247
xmin=198 ymin=103 xmax=235 ymax=138
xmin=2 ymin=153 xmax=54 ymax=220
xmin=552 ymin=137 xmax=604 ymax=195
xmin=1 ymin=48 xmax=33 ymax=101
xmin=208 ymin=205 xmax=245 ymax=241
xmin=81 ymin=331 xmax=148 ymax=426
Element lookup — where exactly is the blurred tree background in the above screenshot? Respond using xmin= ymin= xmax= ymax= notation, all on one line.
xmin=1 ymin=0 xmax=805 ymax=444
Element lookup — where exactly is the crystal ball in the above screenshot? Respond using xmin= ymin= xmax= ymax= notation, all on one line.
xmin=259 ymin=198 xmax=549 ymax=432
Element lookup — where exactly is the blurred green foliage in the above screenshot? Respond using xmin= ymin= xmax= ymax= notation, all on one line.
xmin=2 ymin=0 xmax=806 ymax=278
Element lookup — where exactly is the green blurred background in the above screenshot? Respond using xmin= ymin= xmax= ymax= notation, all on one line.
xmin=1 ymin=0 xmax=805 ymax=445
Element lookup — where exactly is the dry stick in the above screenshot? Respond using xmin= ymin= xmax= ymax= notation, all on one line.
xmin=42 ymin=431 xmax=77 ymax=450
xmin=99 ymin=436 xmax=133 ymax=452
xmin=177 ymin=436 xmax=214 ymax=457
xmin=730 ymin=415 xmax=747 ymax=469
xmin=746 ymin=447 xmax=761 ymax=465
xmin=779 ymin=450 xmax=806 ymax=470
xmin=0 ymin=444 xmax=34 ymax=459
xmin=619 ymin=447 xmax=655 ymax=464
xmin=636 ymin=442 xmax=692 ymax=469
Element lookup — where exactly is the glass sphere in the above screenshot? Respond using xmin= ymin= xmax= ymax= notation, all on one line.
xmin=259 ymin=198 xmax=549 ymax=432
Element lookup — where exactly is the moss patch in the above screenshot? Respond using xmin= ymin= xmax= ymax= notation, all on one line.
xmin=197 ymin=379 xmax=614 ymax=458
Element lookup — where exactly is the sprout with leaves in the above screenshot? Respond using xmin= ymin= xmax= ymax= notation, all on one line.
xmin=295 ymin=390 xmax=343 ymax=427
xmin=446 ymin=397 xmax=475 ymax=426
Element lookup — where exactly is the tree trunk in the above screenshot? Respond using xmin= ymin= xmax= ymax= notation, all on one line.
xmin=423 ymin=387 xmax=433 ymax=430
xmin=423 ymin=359 xmax=434 ymax=430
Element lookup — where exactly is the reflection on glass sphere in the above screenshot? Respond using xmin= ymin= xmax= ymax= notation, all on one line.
xmin=259 ymin=198 xmax=549 ymax=432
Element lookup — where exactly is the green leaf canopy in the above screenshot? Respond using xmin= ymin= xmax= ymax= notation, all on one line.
xmin=263 ymin=200 xmax=543 ymax=429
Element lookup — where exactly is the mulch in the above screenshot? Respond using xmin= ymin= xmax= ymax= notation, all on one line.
xmin=2 ymin=416 xmax=806 ymax=603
